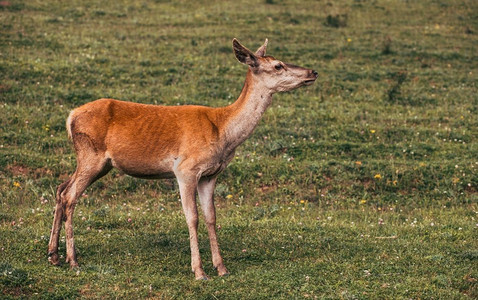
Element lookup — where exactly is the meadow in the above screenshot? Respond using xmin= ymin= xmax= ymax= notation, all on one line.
xmin=1 ymin=0 xmax=477 ymax=298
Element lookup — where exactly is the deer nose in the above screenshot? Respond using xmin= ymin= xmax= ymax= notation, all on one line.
xmin=312 ymin=70 xmax=318 ymax=77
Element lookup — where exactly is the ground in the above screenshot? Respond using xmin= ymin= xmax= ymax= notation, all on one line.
xmin=1 ymin=0 xmax=477 ymax=298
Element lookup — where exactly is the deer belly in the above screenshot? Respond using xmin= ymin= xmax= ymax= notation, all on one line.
xmin=109 ymin=152 xmax=175 ymax=179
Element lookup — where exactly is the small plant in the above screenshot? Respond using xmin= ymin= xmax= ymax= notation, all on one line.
xmin=324 ymin=13 xmax=348 ymax=28
xmin=386 ymin=70 xmax=408 ymax=103
xmin=382 ymin=35 xmax=393 ymax=55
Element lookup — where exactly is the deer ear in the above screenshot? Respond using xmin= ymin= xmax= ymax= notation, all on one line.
xmin=255 ymin=38 xmax=268 ymax=57
xmin=233 ymin=38 xmax=259 ymax=68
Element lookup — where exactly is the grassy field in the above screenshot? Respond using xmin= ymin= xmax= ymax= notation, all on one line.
xmin=1 ymin=0 xmax=477 ymax=298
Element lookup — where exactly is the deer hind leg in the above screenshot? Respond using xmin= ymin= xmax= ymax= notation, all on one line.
xmin=197 ymin=177 xmax=229 ymax=276
xmin=48 ymin=153 xmax=111 ymax=268
xmin=48 ymin=180 xmax=71 ymax=265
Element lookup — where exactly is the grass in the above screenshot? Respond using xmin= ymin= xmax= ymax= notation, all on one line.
xmin=1 ymin=0 xmax=477 ymax=298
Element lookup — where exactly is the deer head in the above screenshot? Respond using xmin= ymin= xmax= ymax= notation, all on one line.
xmin=233 ymin=38 xmax=318 ymax=93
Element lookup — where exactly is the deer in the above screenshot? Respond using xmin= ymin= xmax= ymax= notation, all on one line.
xmin=47 ymin=38 xmax=318 ymax=280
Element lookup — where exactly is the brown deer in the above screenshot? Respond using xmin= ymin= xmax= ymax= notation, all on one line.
xmin=48 ymin=38 xmax=317 ymax=279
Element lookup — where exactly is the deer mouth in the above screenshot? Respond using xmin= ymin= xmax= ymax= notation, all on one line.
xmin=303 ymin=71 xmax=318 ymax=86
xmin=303 ymin=78 xmax=317 ymax=86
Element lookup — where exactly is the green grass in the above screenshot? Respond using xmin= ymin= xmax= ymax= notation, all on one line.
xmin=1 ymin=0 xmax=477 ymax=298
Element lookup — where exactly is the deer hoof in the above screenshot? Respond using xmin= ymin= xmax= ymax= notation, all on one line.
xmin=194 ymin=271 xmax=209 ymax=280
xmin=48 ymin=252 xmax=60 ymax=265
xmin=68 ymin=261 xmax=79 ymax=269
xmin=194 ymin=273 xmax=209 ymax=280
xmin=215 ymin=265 xmax=229 ymax=277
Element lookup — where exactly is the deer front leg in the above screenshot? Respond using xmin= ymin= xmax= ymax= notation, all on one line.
xmin=176 ymin=176 xmax=208 ymax=280
xmin=197 ymin=177 xmax=229 ymax=276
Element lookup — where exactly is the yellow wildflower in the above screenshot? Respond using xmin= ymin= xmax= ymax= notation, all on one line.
xmin=359 ymin=199 xmax=367 ymax=205
xmin=374 ymin=174 xmax=382 ymax=180
xmin=13 ymin=181 xmax=21 ymax=188
xmin=370 ymin=129 xmax=376 ymax=134
xmin=226 ymin=194 xmax=233 ymax=199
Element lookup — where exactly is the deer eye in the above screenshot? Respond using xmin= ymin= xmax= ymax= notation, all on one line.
xmin=274 ymin=64 xmax=283 ymax=71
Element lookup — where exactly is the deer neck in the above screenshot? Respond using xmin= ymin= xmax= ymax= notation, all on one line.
xmin=221 ymin=69 xmax=273 ymax=150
